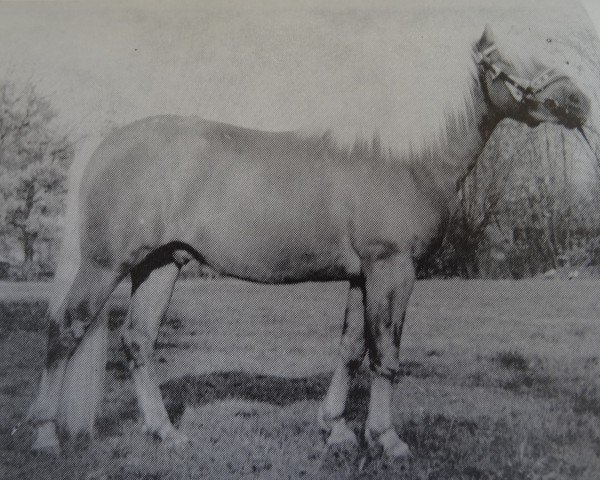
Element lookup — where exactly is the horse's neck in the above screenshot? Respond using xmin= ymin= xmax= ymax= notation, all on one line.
xmin=427 ymin=83 xmax=497 ymax=206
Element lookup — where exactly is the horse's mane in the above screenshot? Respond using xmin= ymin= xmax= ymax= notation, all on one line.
xmin=294 ymin=25 xmax=591 ymax=167
xmin=295 ymin=47 xmax=479 ymax=164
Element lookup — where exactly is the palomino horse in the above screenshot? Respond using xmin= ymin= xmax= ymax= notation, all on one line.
xmin=28 ymin=26 xmax=592 ymax=457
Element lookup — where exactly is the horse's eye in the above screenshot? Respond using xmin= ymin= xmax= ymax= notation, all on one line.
xmin=544 ymin=98 xmax=558 ymax=110
xmin=568 ymin=93 xmax=579 ymax=104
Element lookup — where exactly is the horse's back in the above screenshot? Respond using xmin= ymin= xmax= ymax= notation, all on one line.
xmin=76 ymin=114 xmax=446 ymax=279
xmin=77 ymin=116 xmax=350 ymax=274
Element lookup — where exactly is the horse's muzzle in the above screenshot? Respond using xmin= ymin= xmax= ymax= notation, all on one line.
xmin=539 ymin=81 xmax=591 ymax=129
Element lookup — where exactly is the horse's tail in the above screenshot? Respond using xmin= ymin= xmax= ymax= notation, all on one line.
xmin=55 ymin=136 xmax=110 ymax=435
xmin=28 ymin=134 xmax=115 ymax=442
xmin=57 ymin=308 xmax=109 ymax=436
xmin=49 ymin=136 xmax=100 ymax=318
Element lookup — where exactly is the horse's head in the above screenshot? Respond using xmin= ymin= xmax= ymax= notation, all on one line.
xmin=475 ymin=25 xmax=591 ymax=130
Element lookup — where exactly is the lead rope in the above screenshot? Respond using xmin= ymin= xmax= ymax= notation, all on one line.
xmin=577 ymin=125 xmax=600 ymax=170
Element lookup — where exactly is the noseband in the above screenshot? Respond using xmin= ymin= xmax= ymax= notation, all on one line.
xmin=475 ymin=44 xmax=570 ymax=112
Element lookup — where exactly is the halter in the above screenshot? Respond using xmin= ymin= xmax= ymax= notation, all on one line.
xmin=475 ymin=44 xmax=570 ymax=110
xmin=476 ymin=43 xmax=600 ymax=176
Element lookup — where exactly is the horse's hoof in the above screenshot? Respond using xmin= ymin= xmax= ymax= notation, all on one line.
xmin=31 ymin=423 xmax=61 ymax=455
xmin=32 ymin=438 xmax=61 ymax=456
xmin=327 ymin=419 xmax=358 ymax=446
xmin=143 ymin=423 xmax=190 ymax=448
xmin=317 ymin=406 xmax=356 ymax=444
xmin=162 ymin=429 xmax=190 ymax=449
xmin=365 ymin=427 xmax=411 ymax=458
xmin=317 ymin=405 xmax=331 ymax=432
xmin=32 ymin=444 xmax=61 ymax=456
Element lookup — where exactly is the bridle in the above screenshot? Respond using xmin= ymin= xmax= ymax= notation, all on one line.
xmin=475 ymin=43 xmax=570 ymax=115
xmin=476 ymin=43 xmax=600 ymax=170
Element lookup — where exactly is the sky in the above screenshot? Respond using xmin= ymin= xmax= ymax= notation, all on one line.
xmin=0 ymin=0 xmax=598 ymax=178
xmin=582 ymin=0 xmax=600 ymax=29
xmin=0 ymin=1 xmax=595 ymax=130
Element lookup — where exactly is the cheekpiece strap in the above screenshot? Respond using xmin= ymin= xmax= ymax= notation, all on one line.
xmin=476 ymin=43 xmax=531 ymax=103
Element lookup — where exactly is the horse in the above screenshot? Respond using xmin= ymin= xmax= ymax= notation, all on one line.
xmin=26 ymin=25 xmax=593 ymax=458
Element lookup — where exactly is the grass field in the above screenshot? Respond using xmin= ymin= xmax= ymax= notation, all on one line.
xmin=1 ymin=279 xmax=600 ymax=479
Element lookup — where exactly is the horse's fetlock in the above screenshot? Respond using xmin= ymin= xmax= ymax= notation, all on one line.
xmin=370 ymin=362 xmax=400 ymax=384
xmin=345 ymin=357 xmax=364 ymax=373
xmin=339 ymin=343 xmax=365 ymax=368
xmin=67 ymin=320 xmax=87 ymax=339
xmin=64 ymin=300 xmax=92 ymax=327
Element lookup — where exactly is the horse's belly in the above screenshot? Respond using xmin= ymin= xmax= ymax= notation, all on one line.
xmin=181 ymin=198 xmax=359 ymax=282
xmin=171 ymin=155 xmax=359 ymax=282
xmin=196 ymin=223 xmax=360 ymax=283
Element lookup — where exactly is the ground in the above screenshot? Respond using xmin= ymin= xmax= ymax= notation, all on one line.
xmin=1 ymin=279 xmax=600 ymax=479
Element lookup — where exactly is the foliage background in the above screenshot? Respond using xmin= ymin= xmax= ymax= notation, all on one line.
xmin=418 ymin=120 xmax=600 ymax=279
xmin=0 ymin=82 xmax=73 ymax=280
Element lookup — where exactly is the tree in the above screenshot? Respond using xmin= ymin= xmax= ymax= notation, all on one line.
xmin=417 ymin=120 xmax=519 ymax=279
xmin=418 ymin=117 xmax=600 ymax=280
xmin=0 ymin=81 xmax=73 ymax=279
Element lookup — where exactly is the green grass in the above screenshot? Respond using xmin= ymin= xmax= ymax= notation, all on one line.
xmin=1 ymin=279 xmax=600 ymax=479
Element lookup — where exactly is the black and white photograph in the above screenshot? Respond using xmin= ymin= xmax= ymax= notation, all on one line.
xmin=2 ymin=1 xmax=600 ymax=478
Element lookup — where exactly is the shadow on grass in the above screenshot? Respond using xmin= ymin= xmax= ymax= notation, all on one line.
xmin=158 ymin=360 xmax=442 ymax=425
xmin=160 ymin=371 xmax=334 ymax=425
xmin=99 ymin=369 xmax=344 ymax=442
xmin=156 ymin=370 xmax=397 ymax=427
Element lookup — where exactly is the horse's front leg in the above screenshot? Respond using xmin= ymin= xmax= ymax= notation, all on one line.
xmin=319 ymin=278 xmax=366 ymax=445
xmin=363 ymin=252 xmax=415 ymax=458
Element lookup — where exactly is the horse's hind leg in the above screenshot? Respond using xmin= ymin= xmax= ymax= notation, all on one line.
xmin=28 ymin=260 xmax=123 ymax=452
xmin=121 ymin=261 xmax=188 ymax=447
xmin=319 ymin=278 xmax=366 ymax=445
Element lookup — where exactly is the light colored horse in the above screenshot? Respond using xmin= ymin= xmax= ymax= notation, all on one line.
xmin=27 ymin=26 xmax=592 ymax=458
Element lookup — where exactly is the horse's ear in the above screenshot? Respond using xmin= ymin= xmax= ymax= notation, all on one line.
xmin=477 ymin=24 xmax=496 ymax=50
